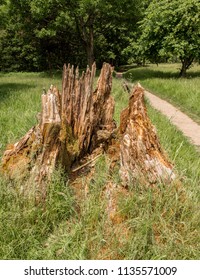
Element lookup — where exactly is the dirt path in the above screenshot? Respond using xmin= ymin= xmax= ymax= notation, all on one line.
xmin=144 ymin=89 xmax=200 ymax=148
xmin=116 ymin=72 xmax=200 ymax=149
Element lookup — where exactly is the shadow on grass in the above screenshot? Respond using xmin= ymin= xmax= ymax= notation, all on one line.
xmin=124 ymin=68 xmax=178 ymax=81
xmin=0 ymin=83 xmax=35 ymax=103
xmin=116 ymin=64 xmax=148 ymax=72
xmin=123 ymin=67 xmax=200 ymax=82
xmin=38 ymin=70 xmax=62 ymax=79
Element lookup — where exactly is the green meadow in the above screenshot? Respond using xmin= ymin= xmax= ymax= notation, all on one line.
xmin=0 ymin=65 xmax=199 ymax=259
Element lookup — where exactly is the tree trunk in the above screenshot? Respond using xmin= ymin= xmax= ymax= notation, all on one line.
xmin=78 ymin=16 xmax=95 ymax=69
xmin=180 ymin=57 xmax=193 ymax=77
xmin=180 ymin=61 xmax=187 ymax=77
xmin=86 ymin=17 xmax=95 ymax=68
xmin=86 ymin=42 xmax=95 ymax=69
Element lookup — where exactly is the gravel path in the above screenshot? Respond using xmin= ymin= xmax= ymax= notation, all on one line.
xmin=144 ymin=89 xmax=200 ymax=148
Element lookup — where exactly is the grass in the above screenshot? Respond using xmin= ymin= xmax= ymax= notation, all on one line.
xmin=0 ymin=169 xmax=75 ymax=259
xmin=123 ymin=63 xmax=200 ymax=123
xmin=0 ymin=67 xmax=200 ymax=259
xmin=0 ymin=72 xmax=61 ymax=156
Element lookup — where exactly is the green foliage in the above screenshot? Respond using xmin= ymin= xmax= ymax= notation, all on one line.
xmin=2 ymin=0 xmax=199 ymax=74
xmin=138 ymin=0 xmax=200 ymax=76
xmin=0 ymin=0 xmax=43 ymax=71
xmin=0 ymin=0 xmax=8 ymax=29
xmin=0 ymin=0 xmax=146 ymax=71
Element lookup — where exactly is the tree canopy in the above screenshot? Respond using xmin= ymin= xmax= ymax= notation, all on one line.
xmin=139 ymin=0 xmax=200 ymax=76
xmin=0 ymin=0 xmax=199 ymax=73
xmin=0 ymin=0 xmax=145 ymax=71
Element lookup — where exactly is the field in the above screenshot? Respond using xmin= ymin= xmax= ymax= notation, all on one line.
xmin=0 ymin=65 xmax=200 ymax=259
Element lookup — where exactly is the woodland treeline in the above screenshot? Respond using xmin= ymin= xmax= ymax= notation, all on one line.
xmin=0 ymin=0 xmax=199 ymax=76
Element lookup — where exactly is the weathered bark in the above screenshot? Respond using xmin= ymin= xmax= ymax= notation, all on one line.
xmin=1 ymin=63 xmax=175 ymax=195
xmin=1 ymin=63 xmax=116 ymax=190
xmin=119 ymin=83 xmax=175 ymax=185
xmin=1 ymin=85 xmax=63 ymax=198
xmin=62 ymin=62 xmax=116 ymax=156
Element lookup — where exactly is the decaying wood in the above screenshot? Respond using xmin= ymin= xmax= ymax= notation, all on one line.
xmin=1 ymin=63 xmax=175 ymax=195
xmin=1 ymin=63 xmax=116 ymax=191
xmin=2 ymin=85 xmax=63 ymax=198
xmin=61 ymin=62 xmax=116 ymax=155
xmin=122 ymin=80 xmax=131 ymax=94
xmin=71 ymin=154 xmax=102 ymax=173
xmin=119 ymin=83 xmax=175 ymax=185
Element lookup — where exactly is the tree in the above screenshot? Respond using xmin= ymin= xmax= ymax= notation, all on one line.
xmin=138 ymin=0 xmax=200 ymax=77
xmin=0 ymin=0 xmax=8 ymax=28
xmin=94 ymin=0 xmax=145 ymax=67
xmin=0 ymin=0 xmax=9 ymax=69
xmin=68 ymin=0 xmax=99 ymax=68
xmin=0 ymin=0 xmax=146 ymax=71
xmin=0 ymin=0 xmax=44 ymax=71
xmin=0 ymin=0 xmax=80 ymax=71
xmin=30 ymin=0 xmax=145 ymax=68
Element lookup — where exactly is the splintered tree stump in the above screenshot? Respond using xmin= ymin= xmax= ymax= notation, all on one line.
xmin=1 ymin=63 xmax=175 ymax=196
xmin=119 ymin=83 xmax=175 ymax=185
xmin=1 ymin=63 xmax=116 ymax=192
xmin=61 ymin=62 xmax=116 ymax=156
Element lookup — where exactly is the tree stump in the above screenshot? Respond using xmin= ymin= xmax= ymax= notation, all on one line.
xmin=1 ymin=64 xmax=175 ymax=196
xmin=1 ymin=63 xmax=116 ymax=194
xmin=119 ymin=83 xmax=175 ymax=185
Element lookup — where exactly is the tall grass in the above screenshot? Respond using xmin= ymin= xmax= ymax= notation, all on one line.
xmin=0 ymin=69 xmax=199 ymax=259
xmin=0 ymin=169 xmax=75 ymax=259
xmin=123 ymin=63 xmax=200 ymax=123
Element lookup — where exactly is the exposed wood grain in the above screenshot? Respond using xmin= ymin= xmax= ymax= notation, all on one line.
xmin=1 ymin=65 xmax=175 ymax=198
xmin=119 ymin=83 xmax=175 ymax=185
xmin=1 ymin=63 xmax=116 ymax=191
